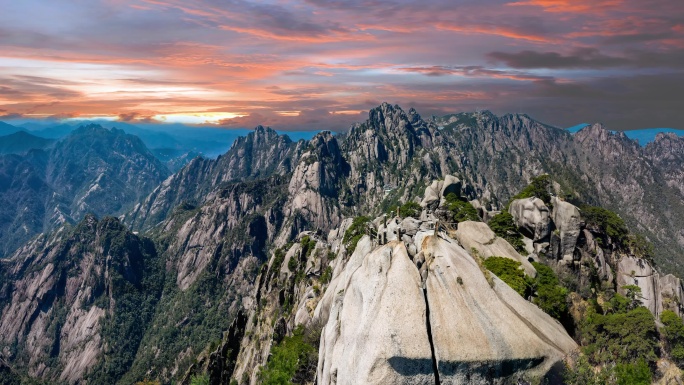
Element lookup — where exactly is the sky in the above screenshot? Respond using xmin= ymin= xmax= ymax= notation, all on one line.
xmin=0 ymin=0 xmax=682 ymax=131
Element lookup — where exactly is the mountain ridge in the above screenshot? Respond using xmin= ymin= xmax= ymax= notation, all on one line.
xmin=1 ymin=104 xmax=684 ymax=384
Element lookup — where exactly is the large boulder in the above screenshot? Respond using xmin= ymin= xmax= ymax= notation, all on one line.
xmin=454 ymin=221 xmax=536 ymax=277
xmin=317 ymin=241 xmax=435 ymax=385
xmin=551 ymin=197 xmax=581 ymax=264
xmin=617 ymin=256 xmax=684 ymax=318
xmin=420 ymin=180 xmax=442 ymax=209
xmin=420 ymin=175 xmax=462 ymax=210
xmin=317 ymin=232 xmax=577 ymax=385
xmin=423 ymin=235 xmax=577 ymax=384
xmin=440 ymin=175 xmax=462 ymax=198
xmin=508 ymin=197 xmax=551 ymax=242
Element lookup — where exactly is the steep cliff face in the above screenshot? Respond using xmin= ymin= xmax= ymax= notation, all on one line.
xmin=120 ymin=174 xmax=292 ymax=383
xmin=340 ymin=103 xmax=442 ymax=215
xmin=433 ymin=112 xmax=579 ymax=208
xmin=0 ymin=215 xmax=161 ymax=384
xmin=0 ymin=125 xmax=169 ymax=258
xmin=561 ymin=125 xmax=684 ymax=275
xmin=645 ymin=133 xmax=684 ymax=197
xmin=125 ymin=126 xmax=303 ymax=231
xmin=284 ymin=131 xmax=347 ymax=231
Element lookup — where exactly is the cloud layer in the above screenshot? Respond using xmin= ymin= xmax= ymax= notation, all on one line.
xmin=0 ymin=0 xmax=682 ymax=130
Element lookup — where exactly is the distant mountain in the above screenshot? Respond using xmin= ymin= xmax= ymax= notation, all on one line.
xmin=0 ymin=124 xmax=169 ymax=257
xmin=0 ymin=131 xmax=54 ymax=154
xmin=567 ymin=124 xmax=684 ymax=145
xmin=0 ymin=122 xmax=22 ymax=137
xmin=125 ymin=125 xmax=304 ymax=230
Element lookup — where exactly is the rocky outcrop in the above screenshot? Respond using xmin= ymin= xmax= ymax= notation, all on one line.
xmin=4 ymin=103 xmax=684 ymax=385
xmin=455 ymin=221 xmax=536 ymax=277
xmin=508 ymin=197 xmax=551 ymax=242
xmin=550 ymin=197 xmax=582 ymax=264
xmin=125 ymin=125 xmax=302 ymax=231
xmin=424 ymin=234 xmax=577 ymax=384
xmin=341 ymin=103 xmax=442 ymax=217
xmin=420 ymin=175 xmax=462 ymax=209
xmin=285 ymin=131 xmax=346 ymax=231
xmin=317 ymin=241 xmax=434 ymax=385
xmin=617 ymin=257 xmax=684 ymax=319
xmin=232 ymin=231 xmax=341 ymax=385
xmin=317 ymin=222 xmax=576 ymax=385
xmin=0 ymin=215 xmax=161 ymax=384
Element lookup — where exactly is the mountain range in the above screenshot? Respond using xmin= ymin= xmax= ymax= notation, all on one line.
xmin=1 ymin=103 xmax=684 ymax=384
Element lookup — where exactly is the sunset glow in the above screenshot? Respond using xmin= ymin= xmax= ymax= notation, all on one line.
xmin=1 ymin=0 xmax=682 ymax=130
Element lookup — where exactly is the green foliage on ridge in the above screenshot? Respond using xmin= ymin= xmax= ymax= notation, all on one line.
xmin=510 ymin=175 xmax=553 ymax=205
xmin=661 ymin=310 xmax=684 ymax=366
xmin=483 ymin=257 xmax=530 ymax=296
xmin=343 ymin=216 xmax=371 ymax=254
xmin=581 ymin=205 xmax=630 ymax=244
xmin=259 ymin=325 xmax=319 ymax=385
xmin=445 ymin=193 xmax=480 ymax=223
xmin=580 ymin=296 xmax=659 ymax=367
xmin=488 ymin=212 xmax=527 ymax=255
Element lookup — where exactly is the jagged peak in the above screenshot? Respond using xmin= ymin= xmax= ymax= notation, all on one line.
xmin=229 ymin=125 xmax=292 ymax=150
xmin=71 ymin=123 xmax=110 ymax=134
xmin=349 ymin=103 xmax=416 ymax=137
xmin=307 ymin=130 xmax=340 ymax=159
xmin=653 ymin=132 xmax=682 ymax=143
xmin=252 ymin=124 xmax=275 ymax=135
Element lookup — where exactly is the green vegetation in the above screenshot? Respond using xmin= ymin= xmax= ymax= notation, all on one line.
xmin=343 ymin=216 xmax=371 ymax=254
xmin=565 ymin=288 xmax=659 ymax=385
xmin=661 ymin=310 xmax=684 ymax=365
xmin=565 ymin=356 xmax=651 ymax=385
xmin=259 ymin=325 xmax=319 ymax=385
xmin=287 ymin=254 xmax=298 ymax=272
xmin=320 ymin=266 xmax=333 ymax=284
xmin=387 ymin=201 xmax=421 ymax=218
xmin=531 ymin=262 xmax=568 ymax=321
xmin=288 ymin=236 xmax=316 ymax=273
xmin=510 ymin=175 xmax=553 ymax=205
xmin=627 ymin=233 xmax=655 ymax=264
xmin=488 ymin=212 xmax=527 ymax=255
xmin=272 ymin=247 xmax=287 ymax=273
xmin=581 ymin=205 xmax=629 ymax=245
xmin=444 ymin=193 xmax=479 ymax=223
xmin=580 ymin=296 xmax=659 ymax=367
xmin=300 ymin=236 xmax=316 ymax=259
xmin=189 ymin=374 xmax=210 ymax=385
xmin=614 ymin=360 xmax=652 ymax=385
xmin=85 ymin=219 xmax=164 ymax=384
xmin=483 ymin=257 xmax=530 ymax=296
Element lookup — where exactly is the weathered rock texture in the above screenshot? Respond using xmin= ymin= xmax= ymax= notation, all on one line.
xmin=617 ymin=257 xmax=684 ymax=319
xmin=455 ymin=220 xmax=536 ymax=276
xmin=0 ymin=215 xmax=160 ymax=384
xmin=317 ymin=231 xmax=576 ymax=385
xmin=508 ymin=197 xmax=551 ymax=242
xmin=4 ymin=104 xmax=684 ymax=384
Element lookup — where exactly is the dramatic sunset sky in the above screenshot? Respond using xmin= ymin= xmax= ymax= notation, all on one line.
xmin=1 ymin=0 xmax=682 ymax=131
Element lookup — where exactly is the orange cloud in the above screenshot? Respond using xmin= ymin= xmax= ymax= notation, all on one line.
xmin=507 ymin=0 xmax=623 ymax=13
xmin=435 ymin=22 xmax=557 ymax=43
